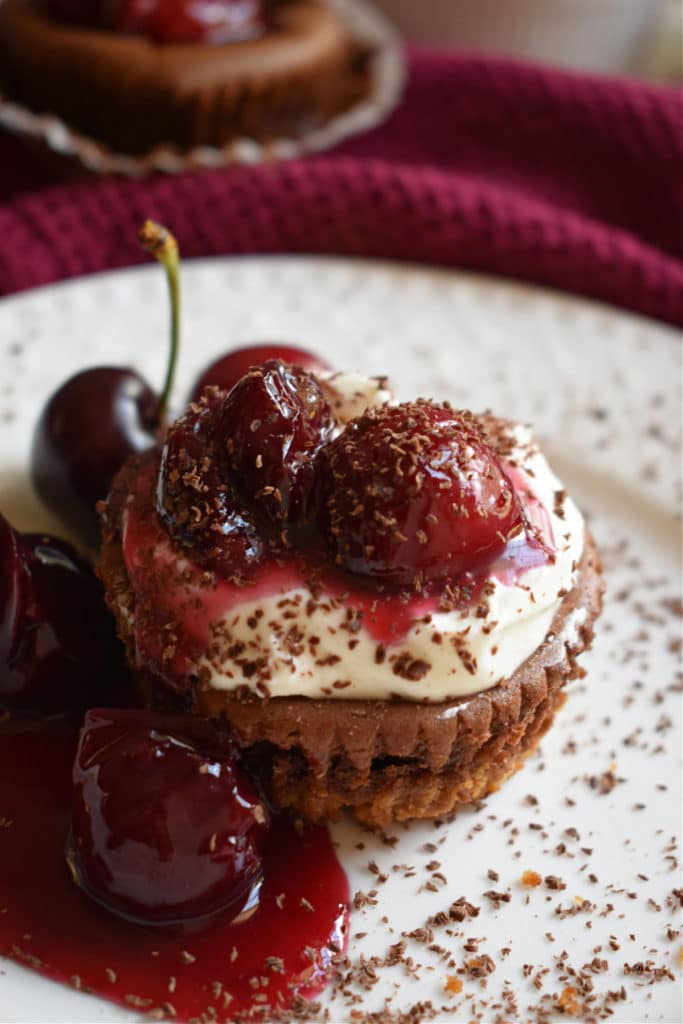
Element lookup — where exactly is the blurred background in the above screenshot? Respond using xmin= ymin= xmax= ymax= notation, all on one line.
xmin=371 ymin=0 xmax=682 ymax=81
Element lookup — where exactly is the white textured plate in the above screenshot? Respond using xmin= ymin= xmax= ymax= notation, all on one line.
xmin=0 ymin=258 xmax=681 ymax=1024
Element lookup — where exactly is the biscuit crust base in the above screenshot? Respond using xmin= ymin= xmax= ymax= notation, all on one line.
xmin=101 ymin=463 xmax=603 ymax=826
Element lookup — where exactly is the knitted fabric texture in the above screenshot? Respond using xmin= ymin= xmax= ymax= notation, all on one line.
xmin=0 ymin=50 xmax=681 ymax=325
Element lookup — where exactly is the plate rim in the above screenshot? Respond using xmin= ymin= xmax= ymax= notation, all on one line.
xmin=1 ymin=253 xmax=681 ymax=349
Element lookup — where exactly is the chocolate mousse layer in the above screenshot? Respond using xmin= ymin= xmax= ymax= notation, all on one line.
xmin=0 ymin=0 xmax=372 ymax=154
xmin=100 ymin=451 xmax=603 ymax=828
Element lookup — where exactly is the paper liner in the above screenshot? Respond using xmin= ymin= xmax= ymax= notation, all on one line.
xmin=0 ymin=0 xmax=404 ymax=177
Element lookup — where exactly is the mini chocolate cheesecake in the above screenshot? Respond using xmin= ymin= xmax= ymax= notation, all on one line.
xmin=0 ymin=0 xmax=374 ymax=155
xmin=98 ymin=367 xmax=604 ymax=827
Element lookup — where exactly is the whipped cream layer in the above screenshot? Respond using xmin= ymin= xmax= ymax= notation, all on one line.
xmin=187 ymin=375 xmax=585 ymax=702
xmin=193 ymin=434 xmax=583 ymax=703
xmin=121 ymin=373 xmax=585 ymax=702
xmin=318 ymin=371 xmax=392 ymax=426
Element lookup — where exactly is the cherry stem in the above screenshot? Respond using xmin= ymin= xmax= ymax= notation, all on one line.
xmin=138 ymin=220 xmax=180 ymax=423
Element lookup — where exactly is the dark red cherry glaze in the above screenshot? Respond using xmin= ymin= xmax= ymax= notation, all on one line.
xmin=0 ymin=715 xmax=348 ymax=1021
xmin=31 ymin=367 xmax=159 ymax=546
xmin=0 ymin=512 xmax=126 ymax=710
xmin=113 ymin=393 xmax=551 ymax=694
xmin=68 ymin=709 xmax=269 ymax=925
xmin=319 ymin=401 xmax=526 ymax=586
xmin=190 ymin=344 xmax=331 ymax=405
xmin=156 ymin=392 xmax=263 ymax=578
xmin=218 ymin=360 xmax=334 ymax=528
xmin=46 ymin=0 xmax=265 ymax=43
xmin=119 ymin=452 xmax=552 ymax=692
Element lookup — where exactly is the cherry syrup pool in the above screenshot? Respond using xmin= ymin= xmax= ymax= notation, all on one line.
xmin=0 ymin=715 xmax=349 ymax=1021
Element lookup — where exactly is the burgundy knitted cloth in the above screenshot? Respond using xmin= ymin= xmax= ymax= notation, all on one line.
xmin=1 ymin=49 xmax=682 ymax=326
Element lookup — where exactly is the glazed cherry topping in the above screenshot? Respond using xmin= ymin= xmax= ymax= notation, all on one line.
xmin=0 ymin=512 xmax=126 ymax=710
xmin=218 ymin=360 xmax=334 ymax=529
xmin=47 ymin=0 xmax=265 ymax=43
xmin=318 ymin=401 xmax=525 ymax=587
xmin=68 ymin=709 xmax=270 ymax=926
xmin=190 ymin=343 xmax=331 ymax=405
xmin=157 ymin=393 xmax=263 ymax=577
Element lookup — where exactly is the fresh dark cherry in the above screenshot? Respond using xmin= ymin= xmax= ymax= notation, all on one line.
xmin=67 ymin=709 xmax=270 ymax=926
xmin=156 ymin=392 xmax=263 ymax=578
xmin=190 ymin=343 xmax=331 ymax=406
xmin=46 ymin=0 xmax=265 ymax=43
xmin=218 ymin=359 xmax=334 ymax=528
xmin=318 ymin=400 xmax=525 ymax=587
xmin=31 ymin=367 xmax=159 ymax=547
xmin=30 ymin=222 xmax=180 ymax=547
xmin=0 ymin=512 xmax=126 ymax=710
